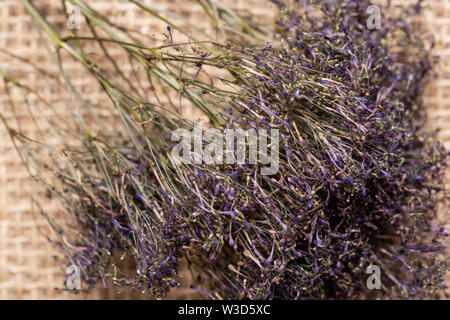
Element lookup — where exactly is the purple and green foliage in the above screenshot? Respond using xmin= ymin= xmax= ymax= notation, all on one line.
xmin=4 ymin=0 xmax=448 ymax=299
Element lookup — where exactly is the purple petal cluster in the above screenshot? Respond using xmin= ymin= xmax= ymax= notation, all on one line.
xmin=44 ymin=0 xmax=448 ymax=299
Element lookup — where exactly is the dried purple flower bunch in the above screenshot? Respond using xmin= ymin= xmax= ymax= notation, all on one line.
xmin=2 ymin=0 xmax=448 ymax=299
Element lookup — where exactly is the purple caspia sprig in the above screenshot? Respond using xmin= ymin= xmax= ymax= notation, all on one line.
xmin=7 ymin=0 xmax=447 ymax=299
xmin=171 ymin=0 xmax=448 ymax=299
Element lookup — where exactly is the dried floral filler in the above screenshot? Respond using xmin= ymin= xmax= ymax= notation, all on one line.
xmin=2 ymin=0 xmax=448 ymax=299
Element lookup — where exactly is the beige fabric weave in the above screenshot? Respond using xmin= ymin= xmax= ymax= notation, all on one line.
xmin=0 ymin=0 xmax=448 ymax=299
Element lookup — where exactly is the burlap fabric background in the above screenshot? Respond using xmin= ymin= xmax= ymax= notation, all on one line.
xmin=0 ymin=0 xmax=448 ymax=299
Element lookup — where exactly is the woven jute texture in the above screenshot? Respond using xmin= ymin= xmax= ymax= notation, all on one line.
xmin=0 ymin=0 xmax=448 ymax=300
